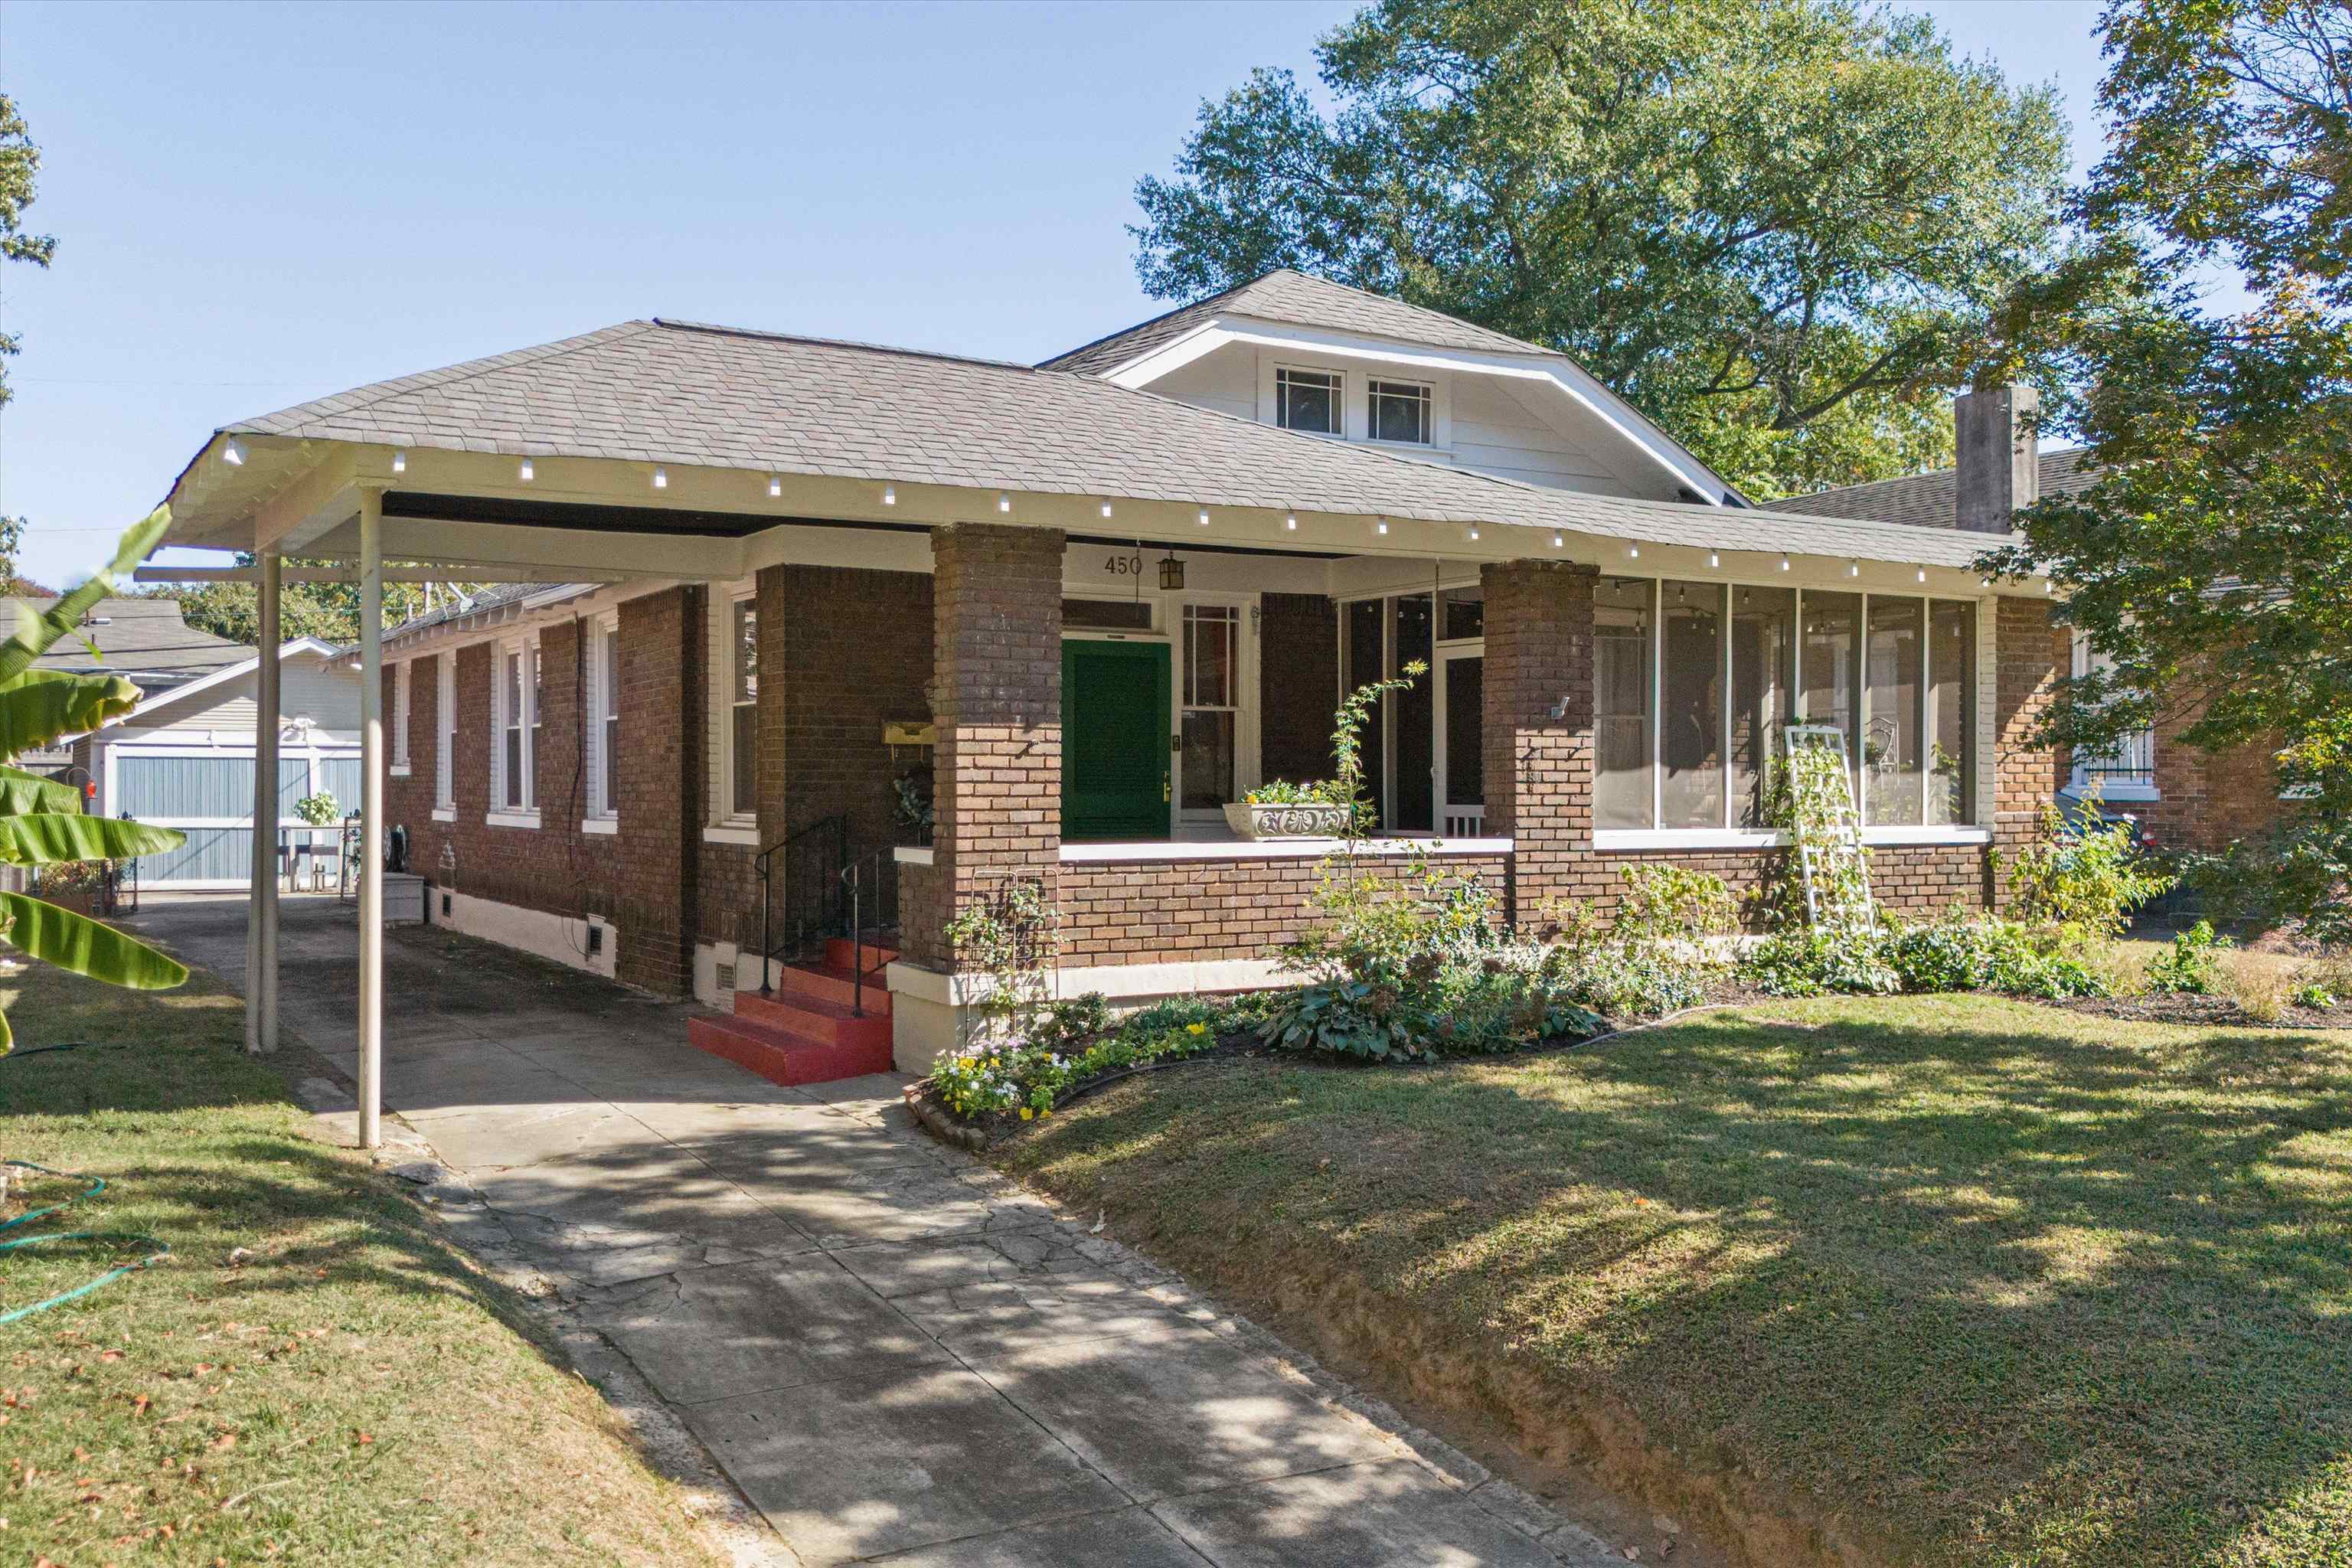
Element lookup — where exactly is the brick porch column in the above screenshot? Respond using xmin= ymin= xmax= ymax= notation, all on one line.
xmin=1991 ymin=596 xmax=2066 ymax=911
xmin=1481 ymin=560 xmax=1597 ymax=926
xmin=903 ymin=522 xmax=1065 ymax=969
xmin=616 ymin=585 xmax=704 ymax=995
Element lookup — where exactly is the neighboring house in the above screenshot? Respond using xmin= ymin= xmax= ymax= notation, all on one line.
xmin=8 ymin=596 xmax=248 ymax=776
xmin=1782 ymin=390 xmax=2286 ymax=853
xmin=155 ymin=270 xmax=2077 ymax=1081
xmin=67 ymin=639 xmax=364 ymax=889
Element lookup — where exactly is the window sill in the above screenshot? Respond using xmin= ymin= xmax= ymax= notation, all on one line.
xmin=390 ymin=763 xmax=411 ymax=778
xmin=704 ymin=823 xmax=760 ymax=848
xmin=485 ymin=809 xmax=541 ymax=830
xmin=1061 ymin=835 xmax=1512 ymax=863
xmin=430 ymin=806 xmax=456 ymax=824
xmin=2073 ymin=782 xmax=2161 ymax=802
xmin=1592 ymin=826 xmax=1992 ymax=851
xmin=580 ymin=815 xmax=619 ymax=836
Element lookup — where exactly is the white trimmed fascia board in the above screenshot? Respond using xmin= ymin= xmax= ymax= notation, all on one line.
xmin=1103 ymin=316 xmax=1736 ymax=506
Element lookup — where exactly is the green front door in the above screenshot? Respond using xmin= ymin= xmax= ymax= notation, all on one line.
xmin=1062 ymin=639 xmax=1171 ymax=841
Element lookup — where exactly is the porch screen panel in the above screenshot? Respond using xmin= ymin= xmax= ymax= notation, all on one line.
xmin=139 ymin=826 xmax=254 ymax=884
xmin=1444 ymin=657 xmax=1483 ymax=808
xmin=1390 ymin=594 xmax=1434 ymax=832
xmin=1865 ymin=598 xmax=1925 ymax=826
xmin=1661 ymin=582 xmax=1724 ymax=828
xmin=1928 ymin=601 xmax=1976 ymax=825
xmin=1799 ymin=591 xmax=1861 ymax=782
xmin=1731 ymin=587 xmax=1795 ymax=828
xmin=1344 ymin=599 xmax=1387 ymax=823
xmin=1594 ymin=577 xmax=1654 ymax=830
xmin=318 ymin=757 xmax=363 ymax=815
xmin=115 ymin=756 xmax=253 ymax=819
xmin=1181 ymin=605 xmax=1240 ymax=811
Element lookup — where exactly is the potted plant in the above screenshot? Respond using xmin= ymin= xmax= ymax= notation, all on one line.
xmin=1223 ymin=779 xmax=1354 ymax=841
xmin=34 ymin=858 xmax=107 ymax=916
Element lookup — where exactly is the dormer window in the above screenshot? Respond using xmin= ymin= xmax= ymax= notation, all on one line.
xmin=1276 ymin=368 xmax=1342 ymax=435
xmin=1370 ymin=378 xmax=1433 ymax=445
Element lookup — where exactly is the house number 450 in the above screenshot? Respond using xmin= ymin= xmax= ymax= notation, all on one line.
xmin=1102 ymin=553 xmax=1144 ymax=577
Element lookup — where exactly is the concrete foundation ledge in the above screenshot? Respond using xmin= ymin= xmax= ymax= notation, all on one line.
xmin=887 ymin=955 xmax=1291 ymax=1075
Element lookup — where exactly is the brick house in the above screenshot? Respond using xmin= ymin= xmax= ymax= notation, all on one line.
xmin=155 ymin=272 xmax=2074 ymax=1080
xmin=1782 ymin=387 xmax=2292 ymax=855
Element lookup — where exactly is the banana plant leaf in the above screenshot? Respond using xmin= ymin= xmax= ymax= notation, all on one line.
xmin=0 ymin=892 xmax=188 ymax=991
xmin=0 ymin=669 xmax=142 ymax=759
xmin=0 ymin=814 xmax=184 ymax=866
xmin=0 ymin=766 xmax=84 ymax=815
xmin=0 ymin=506 xmax=172 ymax=689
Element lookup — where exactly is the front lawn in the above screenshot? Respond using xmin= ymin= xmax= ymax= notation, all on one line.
xmin=0 ymin=961 xmax=723 ymax=1566
xmin=997 ymin=994 xmax=2352 ymax=1567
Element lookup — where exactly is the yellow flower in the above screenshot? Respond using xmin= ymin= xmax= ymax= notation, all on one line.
xmin=1020 ymin=1107 xmax=1036 ymax=1121
xmin=1185 ymin=1021 xmax=1208 ymax=1036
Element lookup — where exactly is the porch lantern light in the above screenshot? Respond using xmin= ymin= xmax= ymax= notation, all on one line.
xmin=222 ymin=440 xmax=245 ymax=466
xmin=390 ymin=449 xmax=407 ymax=475
xmin=883 ymin=483 xmax=897 ymax=505
xmin=652 ymin=466 xmax=668 ymax=490
xmin=997 ymin=492 xmax=1011 ymax=513
xmin=1158 ymin=550 xmax=1185 ymax=591
xmin=768 ymin=475 xmax=782 ymax=498
xmin=518 ymin=458 xmax=535 ymax=482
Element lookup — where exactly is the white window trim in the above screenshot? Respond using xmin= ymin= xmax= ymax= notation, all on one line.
xmin=1365 ymin=374 xmax=1437 ymax=449
xmin=488 ymin=632 xmax=541 ymax=828
xmin=434 ymin=651 xmax=456 ymax=812
xmin=709 ymin=582 xmax=758 ymax=831
xmin=390 ymin=661 xmax=412 ymax=776
xmin=1594 ymin=825 xmax=1994 ymax=851
xmin=583 ymin=609 xmax=621 ymax=822
xmin=1256 ymin=356 xmax=1453 ymax=451
xmin=1268 ymin=363 xmax=1347 ymax=438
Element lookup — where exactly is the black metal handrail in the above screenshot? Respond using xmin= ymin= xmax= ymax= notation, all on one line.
xmin=841 ymin=846 xmax=900 ymax=1018
xmin=756 ymin=813 xmax=849 ymax=994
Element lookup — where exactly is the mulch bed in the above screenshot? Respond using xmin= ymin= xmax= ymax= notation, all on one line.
xmin=2039 ymin=991 xmax=2352 ymax=1029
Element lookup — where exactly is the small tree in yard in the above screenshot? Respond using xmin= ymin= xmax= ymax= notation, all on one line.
xmin=0 ymin=508 xmax=189 ymax=1050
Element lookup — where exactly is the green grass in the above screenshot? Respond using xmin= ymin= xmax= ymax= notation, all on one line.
xmin=1001 ymin=995 xmax=2352 ymax=1567
xmin=0 ymin=962 xmax=724 ymax=1566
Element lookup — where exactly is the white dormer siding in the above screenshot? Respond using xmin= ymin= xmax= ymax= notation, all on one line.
xmin=1121 ymin=338 xmax=1654 ymax=502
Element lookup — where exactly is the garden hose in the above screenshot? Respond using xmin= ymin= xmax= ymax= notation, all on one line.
xmin=0 ymin=1047 xmax=171 ymax=1325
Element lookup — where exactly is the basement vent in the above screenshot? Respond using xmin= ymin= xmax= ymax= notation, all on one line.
xmin=586 ymin=924 xmax=604 ymax=956
xmin=440 ymin=893 xmax=452 ymax=917
xmin=714 ymin=960 xmax=737 ymax=993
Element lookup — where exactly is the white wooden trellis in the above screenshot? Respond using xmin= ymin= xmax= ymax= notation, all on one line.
xmin=1782 ymin=724 xmax=1876 ymax=933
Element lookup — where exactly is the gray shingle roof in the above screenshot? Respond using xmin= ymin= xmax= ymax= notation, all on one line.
xmin=382 ymin=581 xmax=600 ymax=642
xmin=208 ymin=318 xmax=1997 ymax=570
xmin=10 ymin=596 xmax=248 ymax=680
xmin=1041 ymin=270 xmax=1562 ymax=375
xmin=1775 ymin=449 xmax=2102 ymax=529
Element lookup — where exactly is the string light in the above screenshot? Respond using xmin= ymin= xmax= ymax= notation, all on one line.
xmin=1468 ymin=525 xmax=1480 ymax=541
xmin=652 ymin=466 xmax=668 ymax=490
xmin=1916 ymin=567 xmax=1927 ymax=583
xmin=1626 ymin=544 xmax=1640 ymax=559
xmin=1552 ymin=533 xmax=1564 ymax=548
xmin=1099 ymin=500 xmax=1114 ymax=518
xmin=997 ymin=492 xmax=1011 ymax=513
xmin=1284 ymin=512 xmax=1297 ymax=531
xmin=883 ymin=483 xmax=897 ymax=506
xmin=518 ymin=458 xmax=534 ymax=482
xmin=1707 ymin=550 xmax=1720 ymax=568
xmin=1849 ymin=560 xmax=1860 ymax=577
xmin=768 ymin=476 xmax=782 ymax=498
xmin=1376 ymin=518 xmax=1389 ymax=535
xmin=1197 ymin=507 xmax=1210 ymax=526
xmin=1778 ymin=555 xmax=1792 ymax=571
xmin=390 ymin=449 xmax=406 ymax=475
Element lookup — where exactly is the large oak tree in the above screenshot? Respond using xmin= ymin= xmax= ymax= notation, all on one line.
xmin=1129 ymin=0 xmax=2070 ymax=497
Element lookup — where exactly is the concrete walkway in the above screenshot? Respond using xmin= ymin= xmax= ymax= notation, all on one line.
xmin=132 ymin=895 xmax=1633 ymax=1567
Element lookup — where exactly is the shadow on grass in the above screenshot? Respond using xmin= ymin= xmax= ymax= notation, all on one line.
xmin=1014 ymin=1000 xmax=2352 ymax=1565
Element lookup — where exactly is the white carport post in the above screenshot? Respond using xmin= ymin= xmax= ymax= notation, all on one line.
xmin=245 ymin=551 xmax=282 ymax=1054
xmin=357 ymin=489 xmax=385 ymax=1150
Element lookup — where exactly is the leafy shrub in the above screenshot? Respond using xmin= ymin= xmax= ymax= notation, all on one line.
xmin=2146 ymin=920 xmax=2231 ymax=995
xmin=1559 ymin=940 xmax=1713 ymax=1016
xmin=1259 ymin=975 xmax=1439 ymax=1063
xmin=1879 ymin=913 xmax=2107 ymax=1000
xmin=1428 ymin=947 xmax=1609 ymax=1051
xmin=1612 ymin=864 xmax=1737 ymax=946
xmin=929 ymin=994 xmax=1223 ymax=1120
xmin=2292 ymin=982 xmax=2339 ymax=1010
xmin=1997 ymin=783 xmax=2174 ymax=939
xmin=1243 ymin=778 xmax=1349 ymax=807
xmin=1746 ymin=927 xmax=1901 ymax=997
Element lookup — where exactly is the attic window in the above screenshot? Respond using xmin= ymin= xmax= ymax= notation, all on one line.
xmin=1275 ymin=368 xmax=1341 ymax=436
xmin=1370 ymin=378 xmax=1432 ymax=445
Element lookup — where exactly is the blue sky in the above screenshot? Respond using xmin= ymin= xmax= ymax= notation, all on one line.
xmin=0 ymin=0 xmax=2113 ymax=586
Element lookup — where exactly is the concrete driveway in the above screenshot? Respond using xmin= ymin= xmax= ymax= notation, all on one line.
xmin=132 ymin=893 xmax=1628 ymax=1567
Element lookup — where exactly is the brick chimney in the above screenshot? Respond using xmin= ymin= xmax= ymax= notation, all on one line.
xmin=1954 ymin=384 xmax=2038 ymax=533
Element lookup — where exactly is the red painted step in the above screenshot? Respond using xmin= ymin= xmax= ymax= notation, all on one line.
xmin=732 ymin=986 xmax=893 ymax=1043
xmin=685 ymin=1011 xmax=893 ymax=1087
xmin=824 ymin=936 xmax=898 ymax=973
xmin=774 ymin=961 xmax=893 ymax=1016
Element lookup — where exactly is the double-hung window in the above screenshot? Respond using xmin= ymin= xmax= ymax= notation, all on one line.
xmin=585 ymin=616 xmax=621 ymax=822
xmin=1594 ymin=579 xmax=1979 ymax=835
xmin=720 ymin=592 xmax=758 ymax=824
xmin=1368 ymin=378 xmax=1432 ymax=445
xmin=1275 ymin=368 xmax=1342 ymax=435
xmin=390 ymin=662 xmax=412 ymax=775
xmin=434 ymin=652 xmax=456 ymax=812
xmin=492 ymin=635 xmax=539 ymax=818
xmin=2068 ymin=632 xmax=2155 ymax=797
xmin=1179 ymin=604 xmax=1241 ymax=812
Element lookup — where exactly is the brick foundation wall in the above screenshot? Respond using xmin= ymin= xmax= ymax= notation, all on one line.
xmin=909 ymin=523 xmax=1065 ymax=970
xmin=1259 ymin=593 xmax=1338 ymax=786
xmin=1060 ymin=852 xmax=1511 ymax=967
